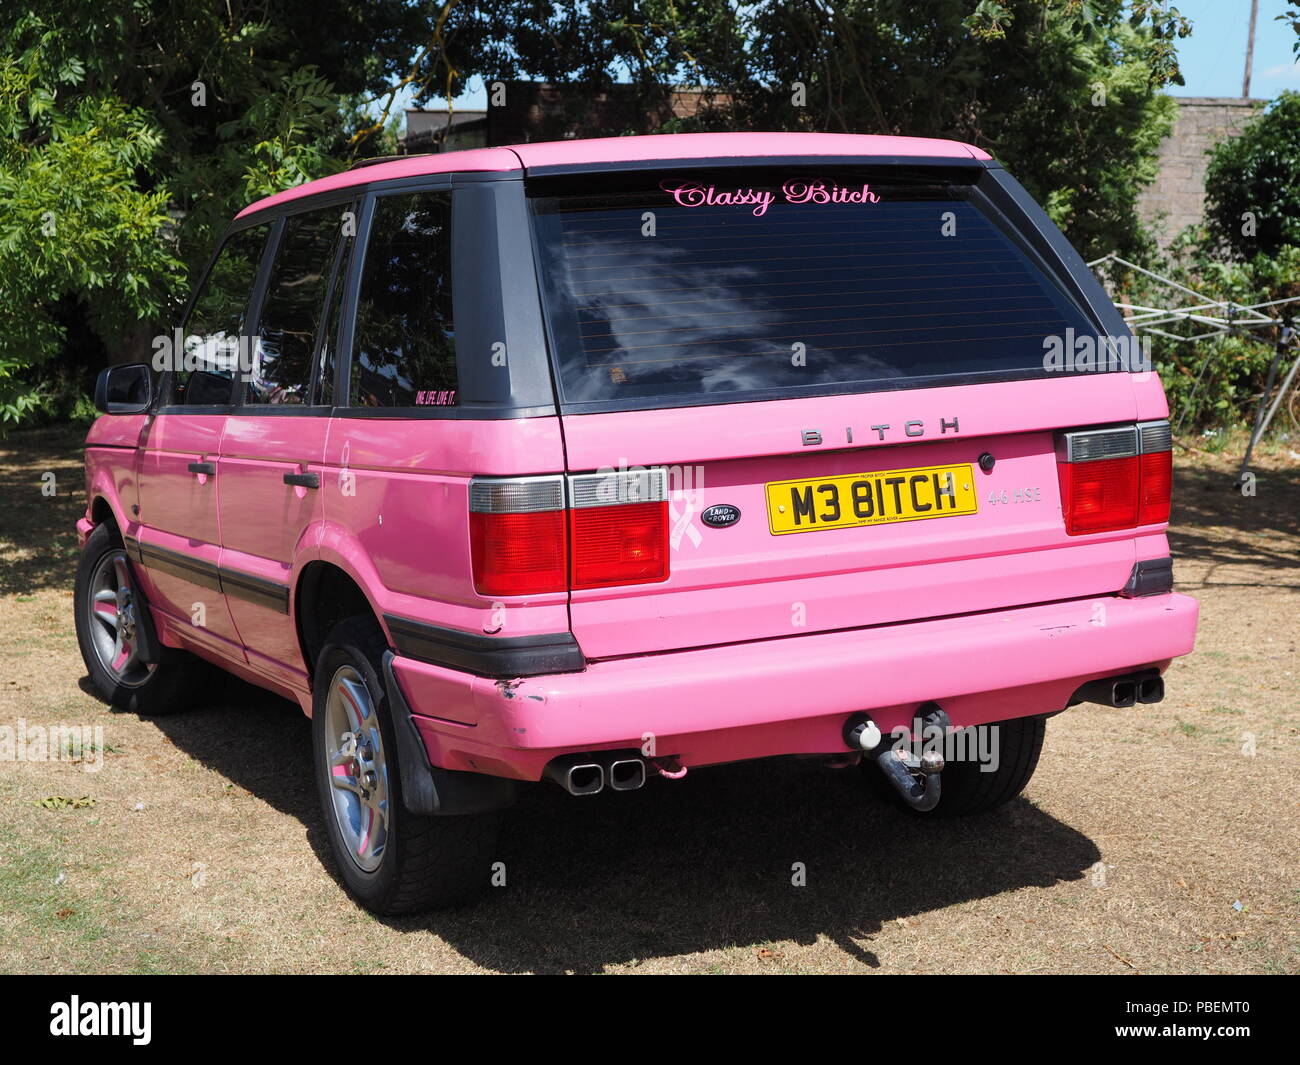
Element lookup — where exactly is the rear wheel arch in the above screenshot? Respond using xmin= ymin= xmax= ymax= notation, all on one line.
xmin=295 ymin=561 xmax=387 ymax=682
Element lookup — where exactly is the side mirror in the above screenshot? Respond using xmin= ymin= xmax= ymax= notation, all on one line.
xmin=94 ymin=363 xmax=153 ymax=415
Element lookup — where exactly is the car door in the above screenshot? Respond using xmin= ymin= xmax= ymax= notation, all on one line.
xmin=134 ymin=221 xmax=273 ymax=657
xmin=216 ymin=198 xmax=356 ymax=687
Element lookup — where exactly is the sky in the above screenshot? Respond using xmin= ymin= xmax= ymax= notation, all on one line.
xmin=408 ymin=1 xmax=1300 ymax=115
xmin=1173 ymin=0 xmax=1298 ymax=98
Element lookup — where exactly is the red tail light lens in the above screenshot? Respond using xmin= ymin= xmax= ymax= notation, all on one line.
xmin=1058 ymin=421 xmax=1172 ymax=535
xmin=470 ymin=509 xmax=567 ymax=595
xmin=570 ymin=501 xmax=669 ymax=589
xmin=469 ymin=469 xmax=670 ymax=595
xmin=1059 ymin=456 xmax=1139 ymax=534
xmin=1138 ymin=450 xmax=1172 ymax=525
xmin=469 ymin=476 xmax=567 ymax=595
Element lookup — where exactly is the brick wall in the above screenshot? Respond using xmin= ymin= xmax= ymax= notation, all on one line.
xmin=1138 ymin=96 xmax=1265 ymax=243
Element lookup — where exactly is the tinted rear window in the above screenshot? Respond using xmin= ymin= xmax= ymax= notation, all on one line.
xmin=530 ymin=168 xmax=1097 ymax=407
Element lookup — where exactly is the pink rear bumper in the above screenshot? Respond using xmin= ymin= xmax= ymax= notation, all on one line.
xmin=394 ymin=592 xmax=1198 ymax=781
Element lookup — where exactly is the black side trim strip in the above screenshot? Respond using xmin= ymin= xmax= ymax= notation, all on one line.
xmin=136 ymin=543 xmax=222 ymax=593
xmin=384 ymin=614 xmax=585 ymax=679
xmin=219 ymin=569 xmax=290 ymax=614
xmin=133 ymin=543 xmax=290 ymax=613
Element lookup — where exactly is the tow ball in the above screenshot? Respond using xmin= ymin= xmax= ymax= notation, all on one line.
xmin=843 ymin=702 xmax=951 ymax=812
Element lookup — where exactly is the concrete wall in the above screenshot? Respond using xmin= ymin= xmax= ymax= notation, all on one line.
xmin=1138 ymin=96 xmax=1265 ymax=243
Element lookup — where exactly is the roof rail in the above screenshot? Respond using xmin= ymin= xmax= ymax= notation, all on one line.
xmin=349 ymin=152 xmax=438 ymax=170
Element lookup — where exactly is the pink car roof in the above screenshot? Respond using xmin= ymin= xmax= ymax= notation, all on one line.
xmin=236 ymin=132 xmax=990 ymax=218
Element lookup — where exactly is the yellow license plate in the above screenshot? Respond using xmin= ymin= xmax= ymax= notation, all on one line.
xmin=766 ymin=463 xmax=978 ymax=535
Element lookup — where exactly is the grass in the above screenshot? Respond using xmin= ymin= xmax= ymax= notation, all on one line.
xmin=0 ymin=425 xmax=1297 ymax=974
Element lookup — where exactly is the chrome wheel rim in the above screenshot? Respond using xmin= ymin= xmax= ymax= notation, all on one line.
xmin=324 ymin=664 xmax=390 ymax=873
xmin=85 ymin=549 xmax=155 ymax=688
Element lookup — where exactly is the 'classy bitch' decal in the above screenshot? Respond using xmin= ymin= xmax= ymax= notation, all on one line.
xmin=659 ymin=178 xmax=882 ymax=217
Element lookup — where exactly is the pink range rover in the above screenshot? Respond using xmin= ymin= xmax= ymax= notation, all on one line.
xmin=75 ymin=132 xmax=1198 ymax=913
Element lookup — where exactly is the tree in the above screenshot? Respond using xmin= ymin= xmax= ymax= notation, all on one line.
xmin=1204 ymin=91 xmax=1300 ymax=260
xmin=0 ymin=0 xmax=437 ymax=423
xmin=457 ymin=1 xmax=1185 ymax=260
xmin=0 ymin=1 xmax=1196 ymax=424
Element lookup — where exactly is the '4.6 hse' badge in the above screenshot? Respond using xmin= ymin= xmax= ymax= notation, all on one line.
xmin=701 ymin=504 xmax=741 ymax=528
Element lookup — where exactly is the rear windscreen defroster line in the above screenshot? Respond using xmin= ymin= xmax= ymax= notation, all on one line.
xmin=529 ymin=168 xmax=1100 ymax=409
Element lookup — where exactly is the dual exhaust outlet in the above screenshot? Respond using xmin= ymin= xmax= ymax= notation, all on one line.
xmin=544 ymin=752 xmax=647 ymax=795
xmin=1072 ymin=670 xmax=1164 ymax=708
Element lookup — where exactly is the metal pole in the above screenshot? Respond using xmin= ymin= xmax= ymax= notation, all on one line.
xmin=1235 ymin=317 xmax=1291 ymax=488
xmin=1257 ymin=325 xmax=1299 ymax=438
xmin=1244 ymin=0 xmax=1259 ymax=97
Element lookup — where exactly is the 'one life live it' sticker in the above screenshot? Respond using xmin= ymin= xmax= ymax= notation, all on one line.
xmin=414 ymin=389 xmax=457 ymax=406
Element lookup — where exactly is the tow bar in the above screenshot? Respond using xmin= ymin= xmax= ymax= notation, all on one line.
xmin=844 ymin=702 xmax=951 ymax=812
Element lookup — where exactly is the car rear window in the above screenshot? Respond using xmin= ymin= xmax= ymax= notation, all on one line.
xmin=529 ymin=167 xmax=1098 ymax=408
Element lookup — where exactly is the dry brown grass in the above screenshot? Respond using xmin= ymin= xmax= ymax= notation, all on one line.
xmin=0 ymin=426 xmax=1296 ymax=974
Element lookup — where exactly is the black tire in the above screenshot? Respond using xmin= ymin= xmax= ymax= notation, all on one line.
xmin=312 ymin=614 xmax=499 ymax=914
xmin=862 ymin=714 xmax=1046 ymax=818
xmin=74 ymin=523 xmax=211 ymax=715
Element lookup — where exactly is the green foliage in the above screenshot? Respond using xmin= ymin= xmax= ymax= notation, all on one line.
xmin=1114 ymin=89 xmax=1300 ymax=433
xmin=723 ymin=1 xmax=1182 ymax=261
xmin=1101 ymin=237 xmax=1300 ymax=432
xmin=466 ymin=2 xmax=1185 ymax=261
xmin=0 ymin=38 xmax=178 ymax=423
xmin=0 ymin=1 xmax=432 ymax=426
xmin=0 ymin=1 xmax=1278 ymax=433
xmin=1204 ymin=92 xmax=1300 ymax=259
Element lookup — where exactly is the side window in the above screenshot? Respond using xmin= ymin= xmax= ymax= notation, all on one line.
xmin=349 ymin=191 xmax=457 ymax=408
xmin=244 ymin=206 xmax=347 ymax=405
xmin=169 ymin=223 xmax=270 ymax=406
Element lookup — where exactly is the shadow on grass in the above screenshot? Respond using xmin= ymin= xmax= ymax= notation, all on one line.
xmin=1168 ymin=460 xmax=1300 ymax=585
xmin=129 ymin=676 xmax=1101 ymax=974
xmin=0 ymin=426 xmax=88 ymax=597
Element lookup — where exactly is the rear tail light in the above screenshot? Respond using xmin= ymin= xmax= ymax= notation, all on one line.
xmin=1057 ymin=421 xmax=1172 ymax=535
xmin=1137 ymin=421 xmax=1173 ymax=526
xmin=568 ymin=470 xmax=669 ymax=589
xmin=469 ymin=477 xmax=567 ymax=595
xmin=470 ymin=469 xmax=670 ymax=595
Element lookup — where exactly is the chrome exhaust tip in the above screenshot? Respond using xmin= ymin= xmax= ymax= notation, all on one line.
xmin=544 ymin=760 xmax=605 ymax=796
xmin=566 ymin=763 xmax=604 ymax=795
xmin=608 ymin=758 xmax=647 ymax=791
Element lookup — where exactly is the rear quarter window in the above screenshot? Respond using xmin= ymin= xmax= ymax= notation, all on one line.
xmin=529 ymin=167 xmax=1098 ymax=408
xmin=348 ymin=190 xmax=457 ymax=409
